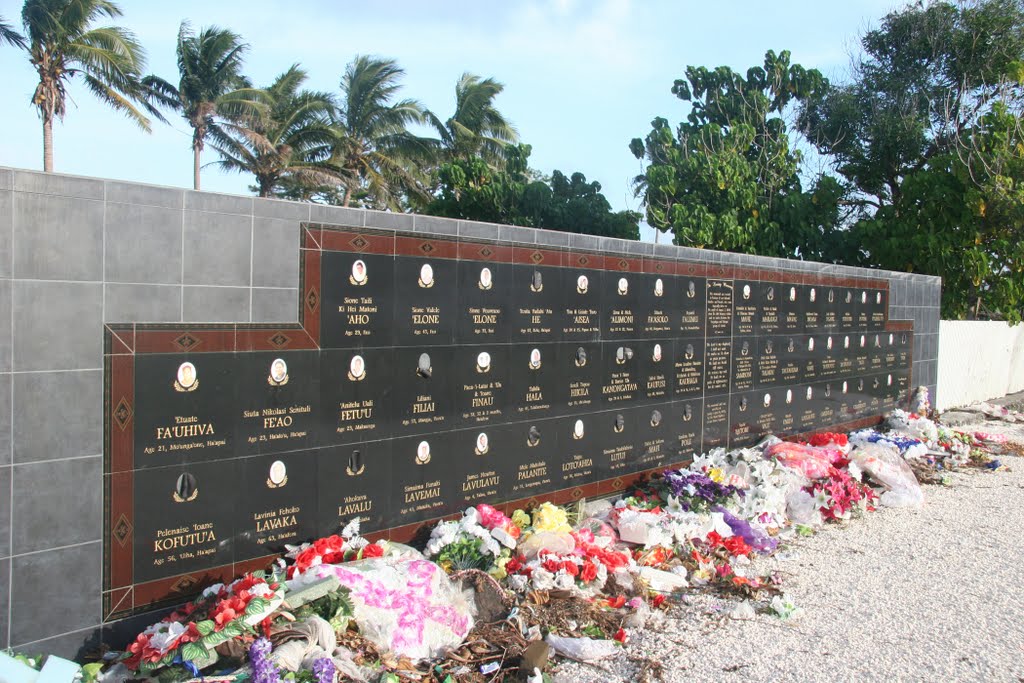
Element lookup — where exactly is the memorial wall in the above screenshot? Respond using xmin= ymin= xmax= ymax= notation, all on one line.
xmin=103 ymin=223 xmax=913 ymax=620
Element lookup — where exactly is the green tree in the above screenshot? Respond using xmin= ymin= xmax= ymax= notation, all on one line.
xmin=428 ymin=143 xmax=640 ymax=239
xmin=330 ymin=55 xmax=433 ymax=209
xmin=18 ymin=0 xmax=154 ymax=172
xmin=802 ymin=0 xmax=1024 ymax=320
xmin=208 ymin=64 xmax=340 ymax=198
xmin=0 ymin=16 xmax=25 ymax=48
xmin=142 ymin=22 xmax=267 ymax=190
xmin=425 ymin=72 xmax=518 ymax=168
xmin=630 ymin=50 xmax=835 ymax=258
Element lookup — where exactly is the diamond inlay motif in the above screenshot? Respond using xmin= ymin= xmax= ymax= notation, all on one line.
xmin=170 ymin=575 xmax=199 ymax=594
xmin=479 ymin=247 xmax=493 ymax=258
xmin=112 ymin=514 xmax=133 ymax=546
xmin=571 ymin=487 xmax=584 ymax=499
xmin=349 ymin=235 xmax=369 ymax=250
xmin=306 ymin=288 xmax=319 ymax=312
xmin=268 ymin=332 xmax=291 ymax=349
xmin=420 ymin=242 xmax=435 ymax=254
xmin=113 ymin=397 xmax=133 ymax=431
xmin=578 ymin=255 xmax=590 ymax=266
xmin=618 ymin=259 xmax=628 ymax=270
xmin=174 ymin=332 xmax=199 ymax=351
xmin=612 ymin=478 xmax=624 ymax=489
xmin=530 ymin=251 xmax=544 ymax=264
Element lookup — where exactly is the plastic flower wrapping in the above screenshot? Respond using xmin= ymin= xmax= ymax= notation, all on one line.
xmin=425 ymin=505 xmax=517 ymax=573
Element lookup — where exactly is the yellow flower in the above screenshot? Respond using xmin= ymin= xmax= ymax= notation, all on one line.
xmin=531 ymin=502 xmax=571 ymax=533
xmin=708 ymin=467 xmax=724 ymax=483
xmin=511 ymin=509 xmax=532 ymax=530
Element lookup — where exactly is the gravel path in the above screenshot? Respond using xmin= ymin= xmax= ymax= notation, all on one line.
xmin=555 ymin=426 xmax=1024 ymax=683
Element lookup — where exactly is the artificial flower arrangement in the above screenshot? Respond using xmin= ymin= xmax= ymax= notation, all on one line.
xmin=123 ymin=572 xmax=285 ymax=675
xmin=803 ymin=467 xmax=877 ymax=522
xmin=425 ymin=504 xmax=518 ymax=574
xmin=281 ymin=519 xmax=386 ymax=580
xmin=887 ymin=408 xmax=939 ymax=446
xmin=806 ymin=432 xmax=849 ymax=448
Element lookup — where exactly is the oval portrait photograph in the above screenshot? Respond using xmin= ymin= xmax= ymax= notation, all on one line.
xmin=175 ymin=361 xmax=198 ymax=392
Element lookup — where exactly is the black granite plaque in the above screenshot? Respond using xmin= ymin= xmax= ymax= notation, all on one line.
xmin=731 ymin=337 xmax=755 ymax=393
xmin=639 ymin=339 xmax=672 ymax=403
xmin=393 ymin=347 xmax=457 ymax=435
xmin=236 ymin=351 xmax=319 ymax=455
xmin=321 ymin=348 xmax=393 ymax=445
xmin=854 ymin=333 xmax=870 ymax=375
xmin=822 ymin=287 xmax=840 ymax=329
xmin=389 ymin=432 xmax=460 ymax=526
xmin=133 ymin=353 xmax=235 ymax=468
xmin=555 ymin=342 xmax=602 ymax=414
xmin=818 ymin=334 xmax=839 ymax=379
xmin=780 ymin=283 xmax=803 ymax=334
xmin=798 ymin=384 xmax=820 ymax=432
xmin=317 ymin=440 xmax=392 ymax=534
xmin=597 ymin=408 xmax=639 ymax=478
xmin=800 ymin=335 xmax=820 ymax=383
xmin=815 ymin=381 xmax=839 ymax=427
xmin=320 ymin=251 xmax=394 ymax=348
xmin=601 ymin=341 xmax=643 ymax=405
xmin=508 ymin=419 xmax=559 ymax=498
xmin=777 ymin=386 xmax=800 ymax=436
xmin=453 ymin=425 xmax=514 ymax=506
xmin=556 ymin=415 xmax=602 ymax=487
xmin=729 ymin=392 xmax=759 ymax=448
xmin=869 ymin=288 xmax=888 ymax=330
xmin=778 ymin=336 xmax=802 ymax=386
xmin=457 ymin=259 xmax=512 ymax=344
xmin=678 ymin=275 xmax=707 ymax=336
xmin=704 ymin=339 xmax=732 ymax=396
xmin=882 ymin=332 xmax=898 ymax=370
xmin=562 ymin=268 xmax=602 ymax=340
xmin=757 ymin=281 xmax=781 ymax=335
xmin=456 ymin=345 xmax=509 ymax=427
xmin=803 ymin=284 xmax=824 ymax=332
xmin=854 ymin=289 xmax=870 ymax=329
xmin=838 ymin=334 xmax=856 ymax=376
xmin=897 ymin=331 xmax=912 ymax=369
xmin=641 ymin=274 xmax=677 ymax=337
xmin=868 ymin=333 xmax=885 ymax=373
xmin=702 ymin=396 xmax=731 ymax=450
xmin=512 ymin=264 xmax=563 ymax=342
xmin=733 ymin=280 xmax=758 ymax=336
xmin=839 ymin=288 xmax=856 ymax=331
xmin=236 ymin=452 xmax=318 ymax=560
xmin=673 ymin=338 xmax=705 ymax=398
xmin=633 ymin=404 xmax=673 ymax=471
xmin=671 ymin=399 xmax=703 ymax=459
xmin=510 ymin=343 xmax=558 ymax=419
xmin=754 ymin=389 xmax=778 ymax=438
xmin=756 ymin=337 xmax=780 ymax=387
xmin=604 ymin=271 xmax=639 ymax=340
xmin=393 ymin=255 xmax=457 ymax=346
xmin=706 ymin=279 xmax=734 ymax=337
xmin=133 ymin=460 xmax=236 ymax=583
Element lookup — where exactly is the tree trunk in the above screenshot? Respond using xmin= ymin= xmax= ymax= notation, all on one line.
xmin=193 ymin=145 xmax=202 ymax=191
xmin=42 ymin=114 xmax=53 ymax=172
xmin=342 ymin=184 xmax=352 ymax=207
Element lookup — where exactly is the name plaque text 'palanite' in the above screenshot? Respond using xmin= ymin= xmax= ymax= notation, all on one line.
xmin=103 ymin=223 xmax=913 ymax=619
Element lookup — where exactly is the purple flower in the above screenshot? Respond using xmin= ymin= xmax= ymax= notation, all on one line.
xmin=662 ymin=471 xmax=744 ymax=511
xmin=313 ymin=657 xmax=335 ymax=683
xmin=249 ymin=637 xmax=281 ymax=683
xmin=714 ymin=506 xmax=778 ymax=554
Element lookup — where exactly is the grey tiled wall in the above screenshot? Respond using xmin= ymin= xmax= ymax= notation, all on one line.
xmin=0 ymin=166 xmax=942 ymax=658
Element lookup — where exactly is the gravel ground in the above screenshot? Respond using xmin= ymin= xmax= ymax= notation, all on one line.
xmin=554 ymin=421 xmax=1024 ymax=683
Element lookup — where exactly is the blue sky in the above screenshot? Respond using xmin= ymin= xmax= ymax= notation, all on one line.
xmin=0 ymin=0 xmax=905 ymax=238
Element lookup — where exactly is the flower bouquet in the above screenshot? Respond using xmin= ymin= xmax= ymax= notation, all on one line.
xmin=123 ymin=572 xmax=285 ymax=675
xmin=281 ymin=519 xmax=385 ymax=580
xmin=426 ymin=506 xmax=511 ymax=573
xmin=803 ymin=468 xmax=877 ymax=522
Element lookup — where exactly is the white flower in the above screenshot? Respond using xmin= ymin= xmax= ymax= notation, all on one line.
xmin=531 ymin=568 xmax=554 ymax=591
xmin=341 ymin=518 xmax=361 ymax=540
xmin=554 ymin=572 xmax=575 ymax=591
xmin=201 ymin=583 xmax=225 ymax=599
xmin=847 ymin=461 xmax=863 ymax=481
xmin=508 ymin=574 xmax=529 ymax=592
xmin=148 ymin=622 xmax=186 ymax=652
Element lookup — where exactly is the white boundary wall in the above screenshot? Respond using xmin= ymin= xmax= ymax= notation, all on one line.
xmin=937 ymin=320 xmax=1024 ymax=411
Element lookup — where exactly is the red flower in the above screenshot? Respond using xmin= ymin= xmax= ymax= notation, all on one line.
xmin=706 ymin=531 xmax=723 ymax=546
xmin=722 ymin=536 xmax=751 ymax=557
xmin=542 ymin=558 xmax=562 ymax=574
xmin=562 ymin=560 xmax=580 ymax=577
xmin=580 ymin=562 xmax=599 ymax=583
xmin=361 ymin=543 xmax=384 ymax=559
xmin=652 ymin=594 xmax=667 ymax=608
xmin=613 ymin=628 xmax=628 ymax=644
xmin=606 ymin=594 xmax=626 ymax=608
xmin=260 ymin=616 xmax=274 ymax=639
xmin=506 ymin=556 xmax=524 ymax=574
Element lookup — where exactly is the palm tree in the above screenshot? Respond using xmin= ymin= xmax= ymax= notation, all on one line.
xmin=142 ymin=22 xmax=267 ymax=190
xmin=19 ymin=0 xmax=153 ymax=172
xmin=330 ymin=55 xmax=433 ymax=209
xmin=208 ymin=64 xmax=341 ymax=198
xmin=426 ymin=73 xmax=518 ymax=168
xmin=0 ymin=16 xmax=26 ymax=48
